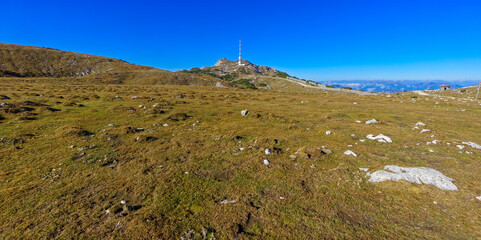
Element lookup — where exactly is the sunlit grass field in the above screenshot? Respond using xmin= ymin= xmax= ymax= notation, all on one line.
xmin=1 ymin=78 xmax=480 ymax=239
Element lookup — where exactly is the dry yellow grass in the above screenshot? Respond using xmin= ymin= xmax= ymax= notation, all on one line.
xmin=0 ymin=78 xmax=480 ymax=239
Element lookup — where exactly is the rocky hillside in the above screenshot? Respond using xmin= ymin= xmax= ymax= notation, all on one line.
xmin=183 ymin=58 xmax=290 ymax=80
xmin=0 ymin=43 xmax=227 ymax=86
xmin=210 ymin=58 xmax=281 ymax=76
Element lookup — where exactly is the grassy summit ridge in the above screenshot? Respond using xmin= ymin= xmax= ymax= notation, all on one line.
xmin=0 ymin=43 xmax=227 ymax=86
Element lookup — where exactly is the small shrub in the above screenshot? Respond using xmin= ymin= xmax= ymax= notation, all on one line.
xmin=232 ymin=79 xmax=257 ymax=90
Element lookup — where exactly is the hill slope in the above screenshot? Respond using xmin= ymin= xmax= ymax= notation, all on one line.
xmin=0 ymin=43 xmax=227 ymax=86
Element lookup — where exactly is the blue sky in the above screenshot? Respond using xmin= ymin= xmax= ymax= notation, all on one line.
xmin=2 ymin=0 xmax=481 ymax=81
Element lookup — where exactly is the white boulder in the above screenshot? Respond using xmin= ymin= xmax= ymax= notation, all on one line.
xmin=344 ymin=150 xmax=357 ymax=157
xmin=368 ymin=165 xmax=458 ymax=191
xmin=264 ymin=148 xmax=272 ymax=155
xmin=462 ymin=142 xmax=481 ymax=150
xmin=366 ymin=134 xmax=392 ymax=143
xmin=365 ymin=119 xmax=378 ymax=125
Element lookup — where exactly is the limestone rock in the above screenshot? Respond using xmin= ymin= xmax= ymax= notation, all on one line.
xmin=344 ymin=150 xmax=357 ymax=157
xmin=368 ymin=165 xmax=458 ymax=191
xmin=365 ymin=119 xmax=378 ymax=124
xmin=462 ymin=142 xmax=481 ymax=150
xmin=366 ymin=134 xmax=392 ymax=143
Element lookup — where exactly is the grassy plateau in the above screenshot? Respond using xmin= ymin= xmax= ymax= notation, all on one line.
xmin=0 ymin=77 xmax=481 ymax=239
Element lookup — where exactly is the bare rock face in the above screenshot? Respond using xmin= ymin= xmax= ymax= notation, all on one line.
xmin=206 ymin=58 xmax=280 ymax=76
xmin=368 ymin=165 xmax=458 ymax=191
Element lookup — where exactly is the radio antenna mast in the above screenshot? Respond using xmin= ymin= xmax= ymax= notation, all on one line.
xmin=238 ymin=40 xmax=242 ymax=66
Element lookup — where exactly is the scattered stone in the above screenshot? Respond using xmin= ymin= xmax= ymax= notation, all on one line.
xmin=163 ymin=123 xmax=169 ymax=127
xmin=476 ymin=196 xmax=481 ymax=201
xmin=462 ymin=142 xmax=481 ymax=150
xmin=368 ymin=165 xmax=458 ymax=191
xmin=321 ymin=149 xmax=333 ymax=155
xmin=219 ymin=199 xmax=237 ymax=204
xmin=325 ymin=131 xmax=332 ymax=135
xmin=77 ymin=145 xmax=97 ymax=151
xmin=108 ymin=124 xmax=114 ymax=127
xmin=215 ymin=82 xmax=223 ymax=87
xmin=359 ymin=168 xmax=369 ymax=172
xmin=365 ymin=119 xmax=378 ymax=124
xmin=120 ymin=200 xmax=127 ymax=205
xmin=366 ymin=134 xmax=392 ymax=143
xmin=420 ymin=129 xmax=430 ymax=133
xmin=264 ymin=148 xmax=271 ymax=155
xmin=456 ymin=145 xmax=465 ymax=150
xmin=355 ymin=120 xmax=362 ymax=123
xmin=263 ymin=159 xmax=270 ymax=165
xmin=344 ymin=150 xmax=357 ymax=157
xmin=241 ymin=109 xmax=248 ymax=116
xmin=289 ymin=155 xmax=297 ymax=159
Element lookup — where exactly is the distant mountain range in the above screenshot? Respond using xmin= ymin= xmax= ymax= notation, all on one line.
xmin=317 ymin=80 xmax=480 ymax=93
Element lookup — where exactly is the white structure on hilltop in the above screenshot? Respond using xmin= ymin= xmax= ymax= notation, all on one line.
xmin=238 ymin=40 xmax=244 ymax=66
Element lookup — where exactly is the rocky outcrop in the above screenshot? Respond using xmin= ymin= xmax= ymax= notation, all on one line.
xmin=199 ymin=58 xmax=280 ymax=77
xmin=367 ymin=165 xmax=458 ymax=191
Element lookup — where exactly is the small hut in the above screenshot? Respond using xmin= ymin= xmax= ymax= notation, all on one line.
xmin=440 ymin=84 xmax=450 ymax=90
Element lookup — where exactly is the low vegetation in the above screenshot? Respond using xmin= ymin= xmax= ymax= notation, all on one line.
xmin=1 ymin=77 xmax=480 ymax=239
xmin=232 ymin=79 xmax=258 ymax=89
